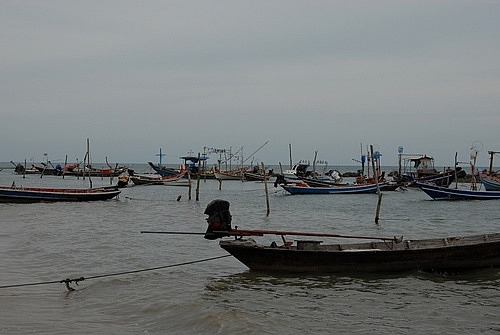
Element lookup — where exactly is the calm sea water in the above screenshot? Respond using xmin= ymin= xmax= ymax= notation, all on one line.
xmin=0 ymin=166 xmax=499 ymax=334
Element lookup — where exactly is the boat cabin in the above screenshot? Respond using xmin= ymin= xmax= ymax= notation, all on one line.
xmin=179 ymin=154 xmax=209 ymax=174
xmin=401 ymin=154 xmax=438 ymax=178
xmin=283 ymin=162 xmax=310 ymax=178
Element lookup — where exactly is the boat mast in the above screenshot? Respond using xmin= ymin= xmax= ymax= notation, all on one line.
xmin=312 ymin=150 xmax=318 ymax=173
xmin=88 ymin=138 xmax=93 ymax=188
xmin=488 ymin=150 xmax=498 ymax=175
xmin=360 ymin=143 xmax=365 ymax=177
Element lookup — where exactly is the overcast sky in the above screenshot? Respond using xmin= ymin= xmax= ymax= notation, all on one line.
xmin=1 ymin=0 xmax=499 ymax=168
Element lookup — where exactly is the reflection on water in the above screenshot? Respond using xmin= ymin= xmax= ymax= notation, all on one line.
xmin=206 ymin=267 xmax=500 ymax=295
xmin=203 ymin=268 xmax=500 ymax=334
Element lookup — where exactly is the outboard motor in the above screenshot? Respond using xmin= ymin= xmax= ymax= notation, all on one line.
xmin=204 ymin=199 xmax=232 ymax=240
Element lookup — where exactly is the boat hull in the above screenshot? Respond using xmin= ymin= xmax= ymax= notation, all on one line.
xmin=147 ymin=162 xmax=179 ymax=177
xmin=281 ymin=182 xmax=389 ymax=194
xmin=399 ymin=168 xmax=466 ymax=187
xmin=130 ymin=172 xmax=189 ymax=186
xmin=0 ymin=186 xmax=121 ymax=203
xmin=219 ymin=233 xmax=500 ymax=273
xmin=417 ymin=182 xmax=500 ymax=200
xmin=214 ymin=171 xmax=244 ymax=180
xmin=480 ymin=175 xmax=500 ymax=191
xmin=243 ymin=171 xmax=272 ymax=182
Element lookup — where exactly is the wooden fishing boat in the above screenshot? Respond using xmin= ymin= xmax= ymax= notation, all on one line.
xmin=130 ymin=171 xmax=190 ymax=186
xmin=34 ymin=163 xmax=63 ymax=176
xmin=394 ymin=154 xmax=465 ymax=187
xmin=218 ymin=232 xmax=500 ymax=273
xmin=242 ymin=171 xmax=267 ymax=181
xmin=417 ymin=182 xmax=500 ymax=200
xmin=10 ymin=162 xmax=40 ymax=175
xmin=296 ymin=175 xmax=401 ymax=191
xmin=281 ymin=181 xmax=389 ymax=194
xmin=62 ymin=166 xmax=128 ymax=177
xmin=179 ymin=154 xmax=215 ymax=179
xmin=0 ymin=185 xmax=121 ymax=202
xmin=147 ymin=162 xmax=179 ymax=177
xmin=213 ymin=168 xmax=248 ymax=180
xmin=241 ymin=165 xmax=275 ymax=182
xmin=199 ymin=199 xmax=500 ymax=273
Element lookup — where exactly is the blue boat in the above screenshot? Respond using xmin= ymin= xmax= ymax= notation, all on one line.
xmin=480 ymin=174 xmax=500 ymax=191
xmin=147 ymin=162 xmax=178 ymax=177
xmin=281 ymin=182 xmax=389 ymax=194
xmin=417 ymin=182 xmax=500 ymax=200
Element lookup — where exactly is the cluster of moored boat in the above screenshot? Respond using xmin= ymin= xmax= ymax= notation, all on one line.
xmin=10 ymin=161 xmax=128 ymax=177
xmin=3 ymin=150 xmax=500 ymax=275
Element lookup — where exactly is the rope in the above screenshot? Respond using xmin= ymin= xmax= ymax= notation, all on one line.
xmin=0 ymin=254 xmax=231 ymax=291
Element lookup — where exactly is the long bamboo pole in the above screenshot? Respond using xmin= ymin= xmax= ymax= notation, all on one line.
xmin=140 ymin=229 xmax=401 ymax=242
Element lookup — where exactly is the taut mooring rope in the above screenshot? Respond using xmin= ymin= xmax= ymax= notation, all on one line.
xmin=0 ymin=254 xmax=231 ymax=292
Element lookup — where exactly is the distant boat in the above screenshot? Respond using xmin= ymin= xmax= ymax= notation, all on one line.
xmin=480 ymin=174 xmax=500 ymax=191
xmin=243 ymin=169 xmax=275 ymax=182
xmin=282 ymin=162 xmax=342 ymax=183
xmin=179 ymin=154 xmax=215 ymax=179
xmin=33 ymin=164 xmax=61 ymax=176
xmin=214 ymin=168 xmax=248 ymax=181
xmin=281 ymin=181 xmax=389 ymax=194
xmin=10 ymin=162 xmax=40 ymax=175
xmin=62 ymin=165 xmax=128 ymax=177
xmin=394 ymin=154 xmax=465 ymax=187
xmin=0 ymin=185 xmax=120 ymax=203
xmin=147 ymin=162 xmax=178 ymax=177
xmin=479 ymin=150 xmax=500 ymax=191
xmin=417 ymin=182 xmax=500 ymax=200
xmin=242 ymin=171 xmax=267 ymax=181
xmin=130 ymin=171 xmax=190 ymax=186
xmin=414 ymin=168 xmax=465 ymax=187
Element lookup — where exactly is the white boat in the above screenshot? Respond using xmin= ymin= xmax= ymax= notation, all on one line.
xmin=130 ymin=171 xmax=190 ymax=186
xmin=213 ymin=168 xmax=248 ymax=180
xmin=282 ymin=162 xmax=342 ymax=183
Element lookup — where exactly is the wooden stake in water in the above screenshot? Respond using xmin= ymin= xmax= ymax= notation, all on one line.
xmin=196 ymin=153 xmax=201 ymax=201
xmin=63 ymin=155 xmax=68 ymax=179
xmin=262 ymin=162 xmax=270 ymax=217
xmin=87 ymin=138 xmax=93 ymax=189
xmin=370 ymin=145 xmax=382 ymax=224
xmin=187 ymin=169 xmax=192 ymax=200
